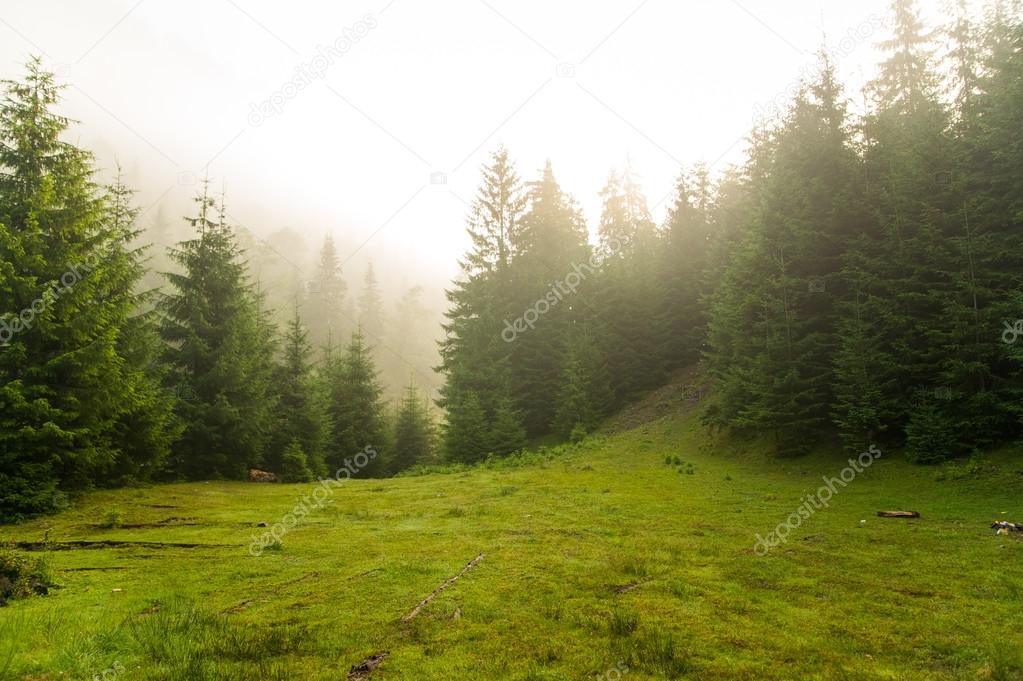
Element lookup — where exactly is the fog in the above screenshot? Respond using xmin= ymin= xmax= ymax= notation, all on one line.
xmin=0 ymin=0 xmax=945 ymax=391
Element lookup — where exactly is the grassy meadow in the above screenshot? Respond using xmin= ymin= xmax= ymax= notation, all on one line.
xmin=2 ymin=393 xmax=1022 ymax=680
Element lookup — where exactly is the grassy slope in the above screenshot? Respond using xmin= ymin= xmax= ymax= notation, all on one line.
xmin=2 ymin=401 xmax=1023 ymax=680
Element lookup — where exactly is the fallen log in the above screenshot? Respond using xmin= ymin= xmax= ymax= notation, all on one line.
xmin=877 ymin=511 xmax=920 ymax=518
xmin=348 ymin=651 xmax=389 ymax=681
xmin=401 ymin=553 xmax=483 ymax=622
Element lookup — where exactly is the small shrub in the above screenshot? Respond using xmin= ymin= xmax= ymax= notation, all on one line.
xmin=0 ymin=546 xmax=53 ymax=605
xmin=280 ymin=440 xmax=314 ymax=483
xmin=100 ymin=508 xmax=123 ymax=529
xmin=569 ymin=424 xmax=588 ymax=443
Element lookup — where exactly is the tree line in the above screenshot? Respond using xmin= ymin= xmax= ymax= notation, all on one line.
xmin=0 ymin=61 xmax=436 ymax=520
xmin=2 ymin=0 xmax=1021 ymax=520
xmin=439 ymin=0 xmax=1023 ymax=463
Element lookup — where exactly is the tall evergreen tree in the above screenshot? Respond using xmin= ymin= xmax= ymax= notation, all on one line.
xmin=443 ymin=388 xmax=489 ymax=464
xmin=438 ymin=148 xmax=528 ymax=460
xmin=656 ymin=164 xmax=712 ymax=370
xmin=506 ymin=161 xmax=590 ymax=435
xmin=0 ymin=61 xmax=173 ymax=518
xmin=307 ymin=234 xmax=348 ymax=350
xmin=358 ymin=261 xmax=386 ymax=344
xmin=268 ymin=306 xmax=328 ymax=476
xmin=324 ymin=327 xmax=387 ymax=476
xmin=553 ymin=327 xmax=614 ymax=438
xmin=159 ymin=184 xmax=276 ymax=479
xmin=390 ymin=377 xmax=434 ymax=474
xmin=592 ymin=162 xmax=664 ymax=401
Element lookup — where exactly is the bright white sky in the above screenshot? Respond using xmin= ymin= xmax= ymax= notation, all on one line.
xmin=0 ymin=0 xmax=951 ymax=286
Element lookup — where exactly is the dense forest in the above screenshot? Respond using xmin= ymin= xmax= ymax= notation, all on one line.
xmin=1 ymin=0 xmax=1021 ymax=521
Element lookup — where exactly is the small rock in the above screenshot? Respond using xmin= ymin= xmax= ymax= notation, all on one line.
xmin=257 ymin=522 xmax=268 ymax=527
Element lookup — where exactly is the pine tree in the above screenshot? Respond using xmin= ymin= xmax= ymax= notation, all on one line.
xmin=268 ymin=306 xmax=328 ymax=476
xmin=443 ymin=389 xmax=489 ymax=464
xmin=0 ymin=60 xmax=173 ymax=518
xmin=280 ymin=440 xmax=315 ymax=483
xmin=104 ymin=175 xmax=179 ymax=484
xmin=390 ymin=377 xmax=434 ymax=474
xmin=488 ymin=393 xmax=528 ymax=456
xmin=307 ymin=234 xmax=348 ymax=349
xmin=159 ymin=184 xmax=276 ymax=479
xmin=657 ymin=164 xmax=712 ymax=370
xmin=705 ymin=53 xmax=864 ymax=453
xmin=553 ymin=328 xmax=613 ymax=438
xmin=358 ymin=261 xmax=386 ymax=344
xmin=324 ymin=327 xmax=387 ymax=476
xmin=593 ymin=162 xmax=664 ymax=401
xmin=506 ymin=161 xmax=590 ymax=435
xmin=438 ymin=148 xmax=528 ymax=458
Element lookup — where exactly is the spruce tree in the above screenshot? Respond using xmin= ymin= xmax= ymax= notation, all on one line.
xmin=488 ymin=393 xmax=528 ymax=456
xmin=443 ymin=389 xmax=489 ymax=464
xmin=553 ymin=328 xmax=613 ymax=438
xmin=307 ymin=234 xmax=349 ymax=349
xmin=657 ymin=165 xmax=712 ymax=370
xmin=592 ymin=162 xmax=664 ymax=401
xmin=324 ymin=327 xmax=387 ymax=476
xmin=159 ymin=184 xmax=276 ymax=479
xmin=390 ymin=377 xmax=434 ymax=474
xmin=358 ymin=261 xmax=386 ymax=344
xmin=0 ymin=61 xmax=173 ymax=517
xmin=506 ymin=161 xmax=590 ymax=435
xmin=268 ymin=306 xmax=327 ymax=476
xmin=438 ymin=148 xmax=527 ymax=459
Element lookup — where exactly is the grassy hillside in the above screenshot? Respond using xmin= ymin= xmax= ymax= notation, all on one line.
xmin=2 ymin=402 xmax=1022 ymax=680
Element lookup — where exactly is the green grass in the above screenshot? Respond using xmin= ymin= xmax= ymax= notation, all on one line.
xmin=2 ymin=408 xmax=1023 ymax=680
